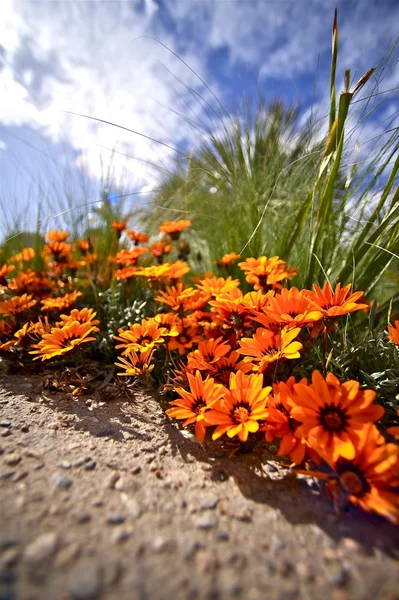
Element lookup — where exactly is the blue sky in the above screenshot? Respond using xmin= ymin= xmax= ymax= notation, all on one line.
xmin=0 ymin=0 xmax=398 ymax=234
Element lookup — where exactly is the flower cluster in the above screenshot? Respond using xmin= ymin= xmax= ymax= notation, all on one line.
xmin=1 ymin=215 xmax=398 ymax=525
xmin=113 ymin=250 xmax=398 ymax=523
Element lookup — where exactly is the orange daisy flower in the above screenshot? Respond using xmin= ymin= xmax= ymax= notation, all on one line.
xmin=238 ymin=256 xmax=298 ymax=291
xmin=162 ymin=261 xmax=191 ymax=282
xmin=291 ymin=371 xmax=385 ymax=464
xmin=8 ymin=270 xmax=53 ymax=297
xmin=261 ymin=378 xmax=319 ymax=465
xmin=243 ymin=290 xmax=274 ymax=313
xmin=305 ymin=282 xmax=369 ymax=318
xmin=238 ymin=327 xmax=303 ymax=373
xmin=44 ymin=240 xmax=72 ymax=260
xmin=57 ymin=308 xmax=100 ymax=327
xmin=77 ymin=240 xmax=90 ymax=254
xmin=10 ymin=248 xmax=35 ymax=263
xmin=0 ymin=264 xmax=15 ymax=285
xmin=128 ymin=230 xmax=149 ymax=245
xmin=196 ymin=276 xmax=240 ymax=298
xmin=166 ymin=371 xmax=227 ymax=442
xmin=112 ymin=220 xmax=127 ymax=235
xmin=30 ymin=321 xmax=97 ymax=361
xmin=46 ymin=230 xmax=70 ymax=243
xmin=388 ymin=320 xmax=399 ymax=344
xmin=187 ymin=337 xmax=231 ymax=372
xmin=300 ymin=424 xmax=399 ymax=524
xmin=114 ymin=320 xmax=165 ymax=354
xmin=150 ymin=240 xmax=173 ymax=263
xmin=159 ymin=219 xmax=191 ymax=239
xmin=115 ymin=348 xmax=155 ymax=378
xmin=153 ymin=313 xmax=180 ymax=337
xmin=41 ymin=290 xmax=82 ymax=312
xmin=0 ymin=294 xmax=37 ymax=316
xmin=265 ymin=287 xmax=323 ymax=328
xmin=114 ymin=266 xmax=138 ymax=281
xmin=115 ymin=248 xmax=147 ymax=266
xmin=209 ymin=350 xmax=253 ymax=385
xmin=216 ymin=252 xmax=241 ymax=268
xmin=167 ymin=318 xmax=200 ymax=355
xmin=155 ymin=283 xmax=197 ymax=312
xmin=209 ymin=288 xmax=250 ymax=330
xmin=204 ymin=371 xmax=271 ymax=442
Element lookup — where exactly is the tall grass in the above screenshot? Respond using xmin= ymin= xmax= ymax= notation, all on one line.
xmin=143 ymin=12 xmax=398 ymax=306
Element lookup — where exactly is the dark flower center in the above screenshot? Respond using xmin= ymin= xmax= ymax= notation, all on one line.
xmin=318 ymin=404 xmax=348 ymax=433
xmin=231 ymin=401 xmax=251 ymax=423
xmin=192 ymin=398 xmax=206 ymax=414
xmin=337 ymin=462 xmax=370 ymax=497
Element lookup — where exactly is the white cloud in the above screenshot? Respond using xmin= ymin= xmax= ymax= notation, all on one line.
xmin=0 ymin=0 xmax=212 ymax=189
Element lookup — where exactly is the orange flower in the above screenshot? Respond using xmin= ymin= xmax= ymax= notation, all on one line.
xmin=128 ymin=230 xmax=149 ymax=245
xmin=30 ymin=321 xmax=97 ymax=361
xmin=43 ymin=241 xmax=71 ymax=263
xmin=41 ymin=290 xmax=82 ymax=312
xmin=162 ymin=261 xmax=191 ymax=282
xmin=204 ymin=371 xmax=271 ymax=442
xmin=115 ymin=248 xmax=147 ymax=266
xmin=265 ymin=287 xmax=323 ymax=328
xmin=388 ymin=320 xmax=399 ymax=344
xmin=77 ymin=240 xmax=90 ymax=254
xmin=167 ymin=318 xmax=200 ymax=355
xmin=155 ymin=283 xmax=197 ymax=312
xmin=57 ymin=308 xmax=100 ymax=327
xmin=10 ymin=248 xmax=35 ymax=263
xmin=209 ymin=350 xmax=253 ymax=385
xmin=0 ymin=264 xmax=15 ymax=285
xmin=115 ymin=348 xmax=155 ymax=377
xmin=114 ymin=320 xmax=164 ymax=354
xmin=8 ymin=270 xmax=53 ymax=297
xmin=300 ymin=425 xmax=399 ymax=524
xmin=0 ymin=294 xmax=37 ymax=316
xmin=114 ymin=266 xmax=138 ymax=281
xmin=209 ymin=288 xmax=250 ymax=330
xmin=291 ymin=371 xmax=385 ymax=464
xmin=216 ymin=252 xmax=241 ymax=268
xmin=166 ymin=371 xmax=227 ymax=442
xmin=238 ymin=256 xmax=298 ymax=291
xmin=112 ymin=220 xmax=127 ymax=233
xmin=187 ymin=337 xmax=231 ymax=372
xmin=196 ymin=276 xmax=240 ymax=298
xmin=150 ymin=240 xmax=173 ymax=263
xmin=134 ymin=264 xmax=170 ymax=283
xmin=46 ymin=230 xmax=69 ymax=242
xmin=153 ymin=313 xmax=180 ymax=337
xmin=261 ymin=378 xmax=318 ymax=465
xmin=159 ymin=219 xmax=191 ymax=239
xmin=305 ymin=282 xmax=369 ymax=317
xmin=238 ymin=327 xmax=303 ymax=373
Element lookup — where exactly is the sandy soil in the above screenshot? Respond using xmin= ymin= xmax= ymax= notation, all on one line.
xmin=0 ymin=365 xmax=398 ymax=600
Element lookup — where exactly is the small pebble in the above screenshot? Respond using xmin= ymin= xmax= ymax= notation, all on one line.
xmin=130 ymin=465 xmax=141 ymax=475
xmin=24 ymin=532 xmax=58 ymax=564
xmin=194 ymin=512 xmax=218 ymax=530
xmin=68 ymin=560 xmax=101 ymax=600
xmin=0 ymin=421 xmax=12 ymax=428
xmin=106 ymin=514 xmax=126 ymax=525
xmin=4 ymin=453 xmax=21 ymax=466
xmin=50 ymin=472 xmax=73 ymax=490
xmin=111 ymin=528 xmax=132 ymax=545
xmin=59 ymin=461 xmax=72 ymax=470
xmin=84 ymin=460 xmax=96 ymax=471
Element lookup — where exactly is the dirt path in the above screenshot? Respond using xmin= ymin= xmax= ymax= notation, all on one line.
xmin=0 ymin=367 xmax=398 ymax=600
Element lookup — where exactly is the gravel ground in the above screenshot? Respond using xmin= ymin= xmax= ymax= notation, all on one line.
xmin=0 ymin=366 xmax=398 ymax=600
